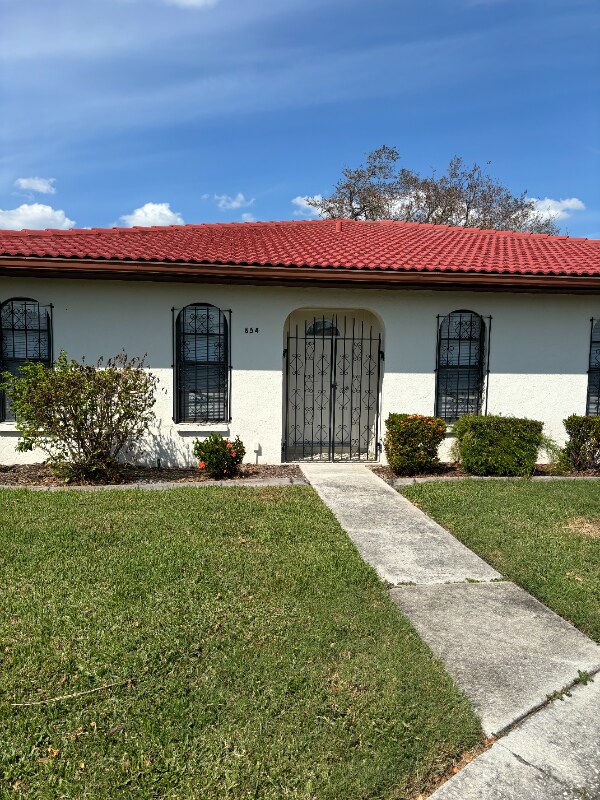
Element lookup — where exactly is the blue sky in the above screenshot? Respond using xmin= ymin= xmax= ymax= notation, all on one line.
xmin=1 ymin=0 xmax=599 ymax=236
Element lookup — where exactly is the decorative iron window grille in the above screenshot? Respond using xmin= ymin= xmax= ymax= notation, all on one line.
xmin=0 ymin=298 xmax=52 ymax=422
xmin=586 ymin=318 xmax=600 ymax=416
xmin=434 ymin=310 xmax=491 ymax=424
xmin=173 ymin=303 xmax=231 ymax=423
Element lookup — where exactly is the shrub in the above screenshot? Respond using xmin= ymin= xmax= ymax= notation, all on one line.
xmin=1 ymin=351 xmax=158 ymax=482
xmin=384 ymin=413 xmax=446 ymax=476
xmin=452 ymin=415 xmax=543 ymax=477
xmin=193 ymin=434 xmax=246 ymax=479
xmin=539 ymin=434 xmax=569 ymax=475
xmin=563 ymin=415 xmax=600 ymax=471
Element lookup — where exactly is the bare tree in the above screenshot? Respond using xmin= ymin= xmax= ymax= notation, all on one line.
xmin=307 ymin=147 xmax=559 ymax=234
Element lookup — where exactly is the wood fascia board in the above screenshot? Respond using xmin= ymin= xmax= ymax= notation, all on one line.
xmin=1 ymin=256 xmax=600 ymax=293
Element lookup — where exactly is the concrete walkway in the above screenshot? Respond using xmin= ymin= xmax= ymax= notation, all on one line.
xmin=431 ymin=677 xmax=600 ymax=799
xmin=301 ymin=463 xmax=600 ymax=799
xmin=301 ymin=463 xmax=501 ymax=585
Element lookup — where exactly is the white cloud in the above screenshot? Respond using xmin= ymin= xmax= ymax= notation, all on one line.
xmin=291 ymin=195 xmax=322 ymax=218
xmin=14 ymin=176 xmax=56 ymax=195
xmin=528 ymin=196 xmax=586 ymax=222
xmin=119 ymin=201 xmax=184 ymax=227
xmin=241 ymin=212 xmax=256 ymax=223
xmin=214 ymin=192 xmax=255 ymax=210
xmin=0 ymin=203 xmax=75 ymax=230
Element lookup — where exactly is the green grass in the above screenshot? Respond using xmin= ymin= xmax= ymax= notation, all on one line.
xmin=1 ymin=487 xmax=480 ymax=799
xmin=401 ymin=480 xmax=600 ymax=642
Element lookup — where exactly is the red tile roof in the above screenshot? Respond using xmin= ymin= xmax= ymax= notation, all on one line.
xmin=0 ymin=219 xmax=599 ymax=277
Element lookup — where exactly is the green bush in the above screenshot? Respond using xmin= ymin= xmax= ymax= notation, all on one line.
xmin=193 ymin=433 xmax=246 ymax=479
xmin=384 ymin=413 xmax=446 ymax=476
xmin=563 ymin=415 xmax=600 ymax=471
xmin=452 ymin=415 xmax=543 ymax=477
xmin=539 ymin=434 xmax=569 ymax=475
xmin=1 ymin=351 xmax=157 ymax=482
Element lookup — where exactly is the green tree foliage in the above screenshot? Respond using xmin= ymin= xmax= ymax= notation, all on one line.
xmin=2 ymin=351 xmax=158 ymax=481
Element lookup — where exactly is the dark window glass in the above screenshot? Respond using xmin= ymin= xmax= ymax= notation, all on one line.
xmin=305 ymin=318 xmax=340 ymax=337
xmin=435 ymin=310 xmax=485 ymax=424
xmin=1 ymin=298 xmax=51 ymax=421
xmin=175 ymin=304 xmax=229 ymax=423
xmin=586 ymin=319 xmax=600 ymax=416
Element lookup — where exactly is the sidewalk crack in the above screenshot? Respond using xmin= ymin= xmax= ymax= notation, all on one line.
xmin=499 ymin=745 xmax=594 ymax=798
xmin=492 ymin=666 xmax=599 ymax=739
xmin=502 ymin=747 xmax=548 ymax=776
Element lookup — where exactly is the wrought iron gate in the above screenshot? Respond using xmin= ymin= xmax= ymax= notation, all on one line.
xmin=283 ymin=314 xmax=383 ymax=461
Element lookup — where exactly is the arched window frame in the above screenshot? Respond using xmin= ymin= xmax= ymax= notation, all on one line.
xmin=173 ymin=303 xmax=232 ymax=424
xmin=586 ymin=318 xmax=600 ymax=416
xmin=434 ymin=309 xmax=491 ymax=424
xmin=305 ymin=318 xmax=340 ymax=337
xmin=0 ymin=297 xmax=53 ymax=422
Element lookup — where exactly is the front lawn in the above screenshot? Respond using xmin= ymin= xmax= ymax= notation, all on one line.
xmin=1 ymin=487 xmax=480 ymax=799
xmin=401 ymin=480 xmax=600 ymax=642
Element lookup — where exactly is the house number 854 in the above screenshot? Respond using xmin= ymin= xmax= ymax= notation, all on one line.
xmin=245 ymin=327 xmax=259 ymax=333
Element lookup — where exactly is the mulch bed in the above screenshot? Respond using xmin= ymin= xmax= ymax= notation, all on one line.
xmin=0 ymin=463 xmax=303 ymax=488
xmin=3 ymin=462 xmax=599 ymax=488
xmin=370 ymin=464 xmax=467 ymax=483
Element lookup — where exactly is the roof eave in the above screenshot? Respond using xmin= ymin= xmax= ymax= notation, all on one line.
xmin=1 ymin=256 xmax=600 ymax=294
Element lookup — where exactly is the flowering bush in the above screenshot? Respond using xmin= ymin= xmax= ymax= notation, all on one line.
xmin=192 ymin=434 xmax=246 ymax=479
xmin=384 ymin=413 xmax=446 ymax=475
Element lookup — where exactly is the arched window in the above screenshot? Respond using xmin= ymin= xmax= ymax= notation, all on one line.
xmin=1 ymin=298 xmax=52 ymax=421
xmin=435 ymin=310 xmax=487 ymax=423
xmin=174 ymin=303 xmax=230 ymax=423
xmin=586 ymin=318 xmax=600 ymax=416
xmin=305 ymin=318 xmax=340 ymax=337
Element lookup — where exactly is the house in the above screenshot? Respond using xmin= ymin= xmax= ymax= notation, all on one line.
xmin=1 ymin=218 xmax=600 ymax=466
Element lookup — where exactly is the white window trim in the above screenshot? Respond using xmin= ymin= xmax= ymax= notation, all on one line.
xmin=174 ymin=422 xmax=230 ymax=433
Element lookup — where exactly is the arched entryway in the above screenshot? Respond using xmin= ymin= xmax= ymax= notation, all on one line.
xmin=282 ymin=308 xmax=384 ymax=462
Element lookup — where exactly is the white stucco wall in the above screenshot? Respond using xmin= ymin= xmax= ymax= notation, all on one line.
xmin=0 ymin=275 xmax=597 ymax=466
